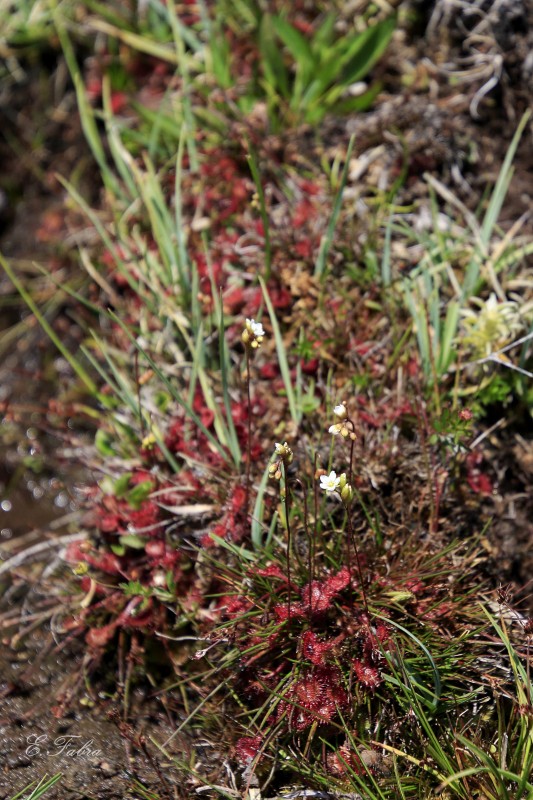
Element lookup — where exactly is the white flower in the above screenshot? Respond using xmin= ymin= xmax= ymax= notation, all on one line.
xmin=246 ymin=318 xmax=264 ymax=338
xmin=333 ymin=404 xmax=347 ymax=419
xmin=320 ymin=470 xmax=341 ymax=493
xmin=242 ymin=318 xmax=265 ymax=349
xmin=329 ymin=423 xmax=342 ymax=435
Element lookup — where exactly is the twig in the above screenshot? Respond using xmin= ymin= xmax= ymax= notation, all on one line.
xmin=0 ymin=532 xmax=85 ymax=577
xmin=458 ymin=331 xmax=533 ymax=378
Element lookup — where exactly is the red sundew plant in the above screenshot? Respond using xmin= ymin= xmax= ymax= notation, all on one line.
xmin=50 ymin=309 xmax=274 ymax=665
xmin=217 ymin=534 xmax=447 ymax=777
xmin=216 ymin=542 xmax=493 ymax=791
xmin=188 ymin=389 xmax=507 ymax=795
xmin=60 ymin=378 xmax=266 ymax=655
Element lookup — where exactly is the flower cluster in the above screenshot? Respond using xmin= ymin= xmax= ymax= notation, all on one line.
xmin=319 ymin=470 xmax=353 ymax=504
xmin=269 ymin=441 xmax=294 ymax=480
xmin=241 ymin=317 xmax=265 ymax=349
xmin=328 ymin=403 xmax=356 ymax=439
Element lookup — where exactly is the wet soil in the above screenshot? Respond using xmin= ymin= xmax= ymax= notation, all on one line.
xmin=0 ymin=628 xmax=185 ymax=800
xmin=0 ymin=47 xmax=97 ymax=543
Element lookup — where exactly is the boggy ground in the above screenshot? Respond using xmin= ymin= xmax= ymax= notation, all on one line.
xmin=1 ymin=1 xmax=533 ymax=798
xmin=0 ymin=629 xmax=184 ymax=799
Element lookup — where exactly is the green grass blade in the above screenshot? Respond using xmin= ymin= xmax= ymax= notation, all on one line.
xmin=481 ymin=604 xmax=531 ymax=701
xmin=258 ymin=276 xmax=299 ymax=426
xmin=246 ymin=148 xmax=272 ymax=280
xmin=56 ymin=176 xmax=124 ymax=271
xmin=87 ymin=17 xmax=183 ymax=64
xmin=375 ymin=612 xmax=442 ymax=709
xmin=218 ymin=307 xmax=242 ymax=466
xmin=330 ymin=82 xmax=382 ymax=116
xmin=9 ymin=772 xmax=63 ymax=800
xmin=272 ymin=15 xmax=313 ymax=68
xmin=101 ymin=77 xmax=140 ymax=198
xmin=340 ymin=15 xmax=396 ymax=85
xmin=454 ymin=735 xmax=513 ymax=799
xmin=251 ymin=463 xmax=271 ymax=551
xmin=404 ymin=283 xmax=431 ymax=376
xmin=271 ymin=15 xmax=313 ymax=104
xmin=480 ymin=110 xmax=530 ymax=248
xmin=259 ymin=13 xmax=290 ymax=100
xmin=437 ymin=298 xmax=460 ymax=374
xmin=195 ymin=339 xmax=241 ymax=466
xmin=86 ymin=333 xmax=139 ymax=416
xmin=174 ymin=127 xmax=191 ymax=293
xmin=314 ymin=134 xmax=355 ymax=278
xmin=462 ymin=110 xmax=530 ymax=298
xmin=381 ymin=210 xmax=394 ymax=287
xmin=54 ymin=18 xmax=122 ymax=199
xmin=108 ymin=311 xmax=231 ymax=464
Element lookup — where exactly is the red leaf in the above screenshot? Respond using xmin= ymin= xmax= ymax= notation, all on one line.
xmin=235 ymin=735 xmax=263 ymax=764
xmin=259 ymin=362 xmax=280 ymax=380
xmin=86 ymin=621 xmax=118 ymax=649
xmin=301 ymin=630 xmax=333 ymax=665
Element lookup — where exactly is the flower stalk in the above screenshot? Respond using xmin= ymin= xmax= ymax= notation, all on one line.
xmin=326 ymin=404 xmax=370 ymax=620
xmin=242 ymin=319 xmax=265 ymax=519
xmin=328 ymin=402 xmax=356 ymax=486
xmin=269 ymin=441 xmax=294 ymax=622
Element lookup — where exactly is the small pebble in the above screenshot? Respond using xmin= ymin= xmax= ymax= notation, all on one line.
xmin=6 ymin=754 xmax=32 ymax=769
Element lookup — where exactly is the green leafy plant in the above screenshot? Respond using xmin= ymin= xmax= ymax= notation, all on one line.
xmin=193 ymin=5 xmax=395 ymax=129
xmin=258 ymin=12 xmax=396 ymax=127
xmin=428 ymin=406 xmax=473 ymax=452
xmin=386 ymin=111 xmax=533 ymax=384
xmin=0 ymin=0 xmax=59 ymax=50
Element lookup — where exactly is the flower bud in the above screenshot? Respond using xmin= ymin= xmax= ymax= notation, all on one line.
xmin=341 ymin=484 xmax=354 ymax=503
xmin=273 ymin=441 xmax=293 ymax=462
xmin=141 ymin=432 xmax=156 ymax=450
xmin=333 ymin=403 xmax=347 ymax=419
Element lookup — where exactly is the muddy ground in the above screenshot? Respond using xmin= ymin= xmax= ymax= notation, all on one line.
xmin=0 ymin=629 xmax=185 ymax=799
